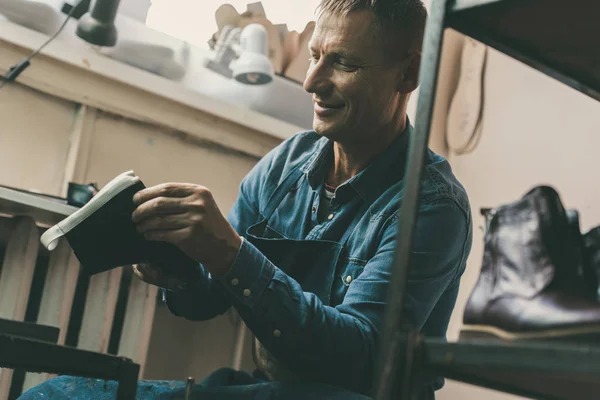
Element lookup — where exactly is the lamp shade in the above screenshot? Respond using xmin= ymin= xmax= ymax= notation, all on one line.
xmin=76 ymin=0 xmax=121 ymax=47
xmin=232 ymin=24 xmax=273 ymax=85
xmin=232 ymin=52 xmax=273 ymax=84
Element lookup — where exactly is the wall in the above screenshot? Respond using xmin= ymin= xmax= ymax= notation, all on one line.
xmin=0 ymin=83 xmax=76 ymax=196
xmin=435 ymin=40 xmax=600 ymax=399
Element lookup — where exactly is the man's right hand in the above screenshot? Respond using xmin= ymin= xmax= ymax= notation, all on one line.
xmin=132 ymin=263 xmax=187 ymax=291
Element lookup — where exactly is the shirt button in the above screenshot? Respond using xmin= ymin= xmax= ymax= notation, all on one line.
xmin=345 ymin=275 xmax=353 ymax=284
xmin=230 ymin=278 xmax=239 ymax=286
xmin=243 ymin=289 xmax=252 ymax=297
xmin=327 ymin=213 xmax=334 ymax=220
xmin=273 ymin=329 xmax=281 ymax=338
xmin=311 ymin=206 xmax=317 ymax=213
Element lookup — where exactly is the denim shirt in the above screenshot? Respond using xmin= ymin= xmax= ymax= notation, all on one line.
xmin=164 ymin=124 xmax=473 ymax=396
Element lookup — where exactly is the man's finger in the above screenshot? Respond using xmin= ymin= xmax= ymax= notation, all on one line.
xmin=135 ymin=214 xmax=190 ymax=233
xmin=133 ymin=263 xmax=158 ymax=281
xmin=144 ymin=228 xmax=190 ymax=244
xmin=133 ymin=183 xmax=195 ymax=206
xmin=131 ymin=197 xmax=188 ymax=223
xmin=132 ymin=264 xmax=142 ymax=278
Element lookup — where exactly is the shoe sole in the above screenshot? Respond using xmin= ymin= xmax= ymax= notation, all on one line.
xmin=460 ymin=324 xmax=600 ymax=342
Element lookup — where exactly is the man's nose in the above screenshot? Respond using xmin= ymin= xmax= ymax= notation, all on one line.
xmin=303 ymin=61 xmax=331 ymax=94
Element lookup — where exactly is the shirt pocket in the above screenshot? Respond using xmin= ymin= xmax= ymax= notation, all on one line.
xmin=331 ymin=259 xmax=367 ymax=306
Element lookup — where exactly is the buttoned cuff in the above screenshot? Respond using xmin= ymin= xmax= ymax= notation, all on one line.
xmin=220 ymin=237 xmax=275 ymax=309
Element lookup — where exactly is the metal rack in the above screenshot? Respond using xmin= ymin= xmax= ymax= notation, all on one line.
xmin=0 ymin=333 xmax=139 ymax=399
xmin=374 ymin=0 xmax=600 ymax=398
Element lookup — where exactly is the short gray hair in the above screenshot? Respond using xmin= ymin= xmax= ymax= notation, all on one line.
xmin=317 ymin=0 xmax=427 ymax=60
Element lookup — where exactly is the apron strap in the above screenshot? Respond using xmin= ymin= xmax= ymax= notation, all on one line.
xmin=258 ymin=147 xmax=372 ymax=249
xmin=338 ymin=200 xmax=373 ymax=247
xmin=261 ymin=167 xmax=306 ymax=221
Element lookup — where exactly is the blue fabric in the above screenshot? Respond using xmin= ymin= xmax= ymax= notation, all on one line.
xmin=19 ymin=368 xmax=372 ymax=399
xmin=19 ymin=376 xmax=188 ymax=399
xmin=163 ymin=124 xmax=473 ymax=396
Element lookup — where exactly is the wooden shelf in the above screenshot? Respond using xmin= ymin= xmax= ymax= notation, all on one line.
xmin=0 ymin=187 xmax=76 ymax=227
xmin=448 ymin=0 xmax=600 ymax=101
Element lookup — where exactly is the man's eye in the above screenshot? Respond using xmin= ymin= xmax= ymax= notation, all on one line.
xmin=337 ymin=61 xmax=358 ymax=71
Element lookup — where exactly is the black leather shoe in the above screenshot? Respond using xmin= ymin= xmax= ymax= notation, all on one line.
xmin=461 ymin=186 xmax=600 ymax=341
xmin=583 ymin=226 xmax=600 ymax=301
xmin=566 ymin=209 xmax=598 ymax=300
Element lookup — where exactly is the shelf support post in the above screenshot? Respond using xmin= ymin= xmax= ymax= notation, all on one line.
xmin=374 ymin=0 xmax=451 ymax=398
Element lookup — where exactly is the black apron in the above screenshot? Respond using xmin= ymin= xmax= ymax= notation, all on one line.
xmin=244 ymin=166 xmax=365 ymax=381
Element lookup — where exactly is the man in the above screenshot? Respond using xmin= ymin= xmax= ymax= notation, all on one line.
xmin=21 ymin=0 xmax=471 ymax=399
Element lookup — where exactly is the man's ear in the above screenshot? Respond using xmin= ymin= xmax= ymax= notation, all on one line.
xmin=397 ymin=51 xmax=422 ymax=94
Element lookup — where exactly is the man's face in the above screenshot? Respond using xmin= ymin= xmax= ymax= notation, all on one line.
xmin=303 ymin=10 xmax=406 ymax=143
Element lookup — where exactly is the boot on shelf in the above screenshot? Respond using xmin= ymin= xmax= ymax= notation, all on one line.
xmin=566 ymin=209 xmax=598 ymax=300
xmin=583 ymin=226 xmax=600 ymax=301
xmin=461 ymin=186 xmax=600 ymax=342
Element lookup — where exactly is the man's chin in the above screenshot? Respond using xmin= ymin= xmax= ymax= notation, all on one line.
xmin=313 ymin=121 xmax=341 ymax=140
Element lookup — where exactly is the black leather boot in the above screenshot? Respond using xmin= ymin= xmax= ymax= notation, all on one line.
xmin=583 ymin=226 xmax=600 ymax=301
xmin=461 ymin=186 xmax=600 ymax=341
xmin=566 ymin=209 xmax=598 ymax=300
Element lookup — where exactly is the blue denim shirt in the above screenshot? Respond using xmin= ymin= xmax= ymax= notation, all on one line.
xmin=164 ymin=124 xmax=472 ymax=396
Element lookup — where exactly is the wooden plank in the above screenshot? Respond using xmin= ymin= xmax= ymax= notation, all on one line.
xmin=22 ymin=240 xmax=80 ymax=392
xmin=60 ymin=105 xmax=98 ymax=195
xmin=0 ymin=187 xmax=76 ymax=228
xmin=77 ymin=268 xmax=123 ymax=353
xmin=0 ymin=217 xmax=40 ymax=399
xmin=40 ymin=241 xmax=79 ymax=345
xmin=231 ymin=315 xmax=249 ymax=371
xmin=0 ymin=216 xmax=40 ymax=318
xmin=118 ymin=276 xmax=158 ymax=377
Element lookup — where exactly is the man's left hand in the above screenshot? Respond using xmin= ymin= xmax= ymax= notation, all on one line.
xmin=131 ymin=183 xmax=242 ymax=278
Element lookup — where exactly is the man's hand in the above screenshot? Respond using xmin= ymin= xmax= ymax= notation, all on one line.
xmin=132 ymin=263 xmax=186 ymax=291
xmin=131 ymin=183 xmax=242 ymax=278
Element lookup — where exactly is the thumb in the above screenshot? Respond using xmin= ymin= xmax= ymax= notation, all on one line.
xmin=133 ymin=263 xmax=160 ymax=281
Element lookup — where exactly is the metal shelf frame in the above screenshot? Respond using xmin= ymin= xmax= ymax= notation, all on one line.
xmin=374 ymin=0 xmax=600 ymax=398
xmin=0 ymin=333 xmax=139 ymax=400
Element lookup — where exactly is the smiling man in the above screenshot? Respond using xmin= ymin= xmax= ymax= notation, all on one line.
xmin=20 ymin=1 xmax=471 ymax=399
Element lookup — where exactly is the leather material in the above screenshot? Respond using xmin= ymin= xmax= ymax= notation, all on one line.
xmin=463 ymin=186 xmax=600 ymax=333
xmin=482 ymin=290 xmax=600 ymax=332
xmin=583 ymin=226 xmax=600 ymax=300
xmin=566 ymin=210 xmax=598 ymax=299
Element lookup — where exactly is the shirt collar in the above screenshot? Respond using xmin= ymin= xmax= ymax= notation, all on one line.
xmin=303 ymin=121 xmax=414 ymax=203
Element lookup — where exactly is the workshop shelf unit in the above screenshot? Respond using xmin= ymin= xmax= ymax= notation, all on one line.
xmin=0 ymin=187 xmax=140 ymax=399
xmin=373 ymin=0 xmax=600 ymax=399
